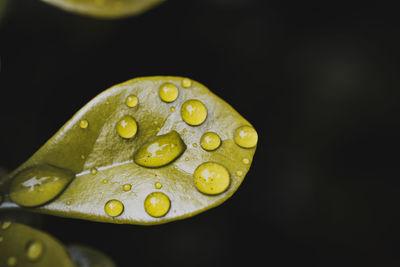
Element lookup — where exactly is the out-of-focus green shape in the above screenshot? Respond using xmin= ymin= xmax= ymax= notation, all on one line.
xmin=0 ymin=76 xmax=257 ymax=225
xmin=0 ymin=221 xmax=74 ymax=267
xmin=68 ymin=245 xmax=116 ymax=267
xmin=41 ymin=0 xmax=164 ymax=19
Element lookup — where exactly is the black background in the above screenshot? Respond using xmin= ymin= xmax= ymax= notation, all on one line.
xmin=1 ymin=0 xmax=400 ymax=266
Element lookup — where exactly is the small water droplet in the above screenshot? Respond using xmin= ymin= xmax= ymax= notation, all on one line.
xmin=90 ymin=167 xmax=98 ymax=175
xmin=170 ymin=107 xmax=176 ymax=112
xmin=104 ymin=199 xmax=124 ymax=217
xmin=1 ymin=221 xmax=11 ymax=230
xmin=134 ymin=131 xmax=186 ymax=168
xmin=155 ymin=182 xmax=162 ymax=189
xmin=236 ymin=170 xmax=243 ymax=176
xmin=181 ymin=99 xmax=207 ymax=126
xmin=200 ymin=132 xmax=221 ymax=151
xmin=234 ymin=125 xmax=258 ymax=148
xmin=144 ymin=192 xmax=170 ymax=217
xmin=185 ymin=157 xmax=190 ymax=161
xmin=116 ymin=115 xmax=138 ymax=139
xmin=102 ymin=179 xmax=108 ymax=184
xmin=0 ymin=236 xmax=3 ymax=242
xmin=7 ymin=257 xmax=17 ymax=266
xmin=122 ymin=184 xmax=132 ymax=191
xmin=192 ymin=143 xmax=198 ymax=148
xmin=193 ymin=162 xmax=230 ymax=195
xmin=79 ymin=119 xmax=89 ymax=129
xmin=80 ymin=154 xmax=86 ymax=160
xmin=159 ymin=83 xmax=179 ymax=102
xmin=182 ymin=78 xmax=192 ymax=88
xmin=66 ymin=201 xmax=71 ymax=205
xmin=26 ymin=240 xmax=44 ymax=261
xmin=125 ymin=95 xmax=138 ymax=108
xmin=242 ymin=158 xmax=250 ymax=164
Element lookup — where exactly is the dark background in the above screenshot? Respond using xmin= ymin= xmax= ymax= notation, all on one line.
xmin=1 ymin=0 xmax=400 ymax=266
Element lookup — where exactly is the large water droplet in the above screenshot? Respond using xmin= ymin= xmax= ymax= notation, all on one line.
xmin=144 ymin=192 xmax=170 ymax=217
xmin=125 ymin=94 xmax=138 ymax=108
xmin=8 ymin=164 xmax=75 ymax=207
xmin=200 ymin=132 xmax=221 ymax=151
xmin=116 ymin=115 xmax=138 ymax=139
xmin=159 ymin=83 xmax=179 ymax=103
xmin=104 ymin=199 xmax=124 ymax=217
xmin=234 ymin=125 xmax=258 ymax=148
xmin=193 ymin=162 xmax=230 ymax=195
xmin=181 ymin=99 xmax=207 ymax=126
xmin=134 ymin=131 xmax=186 ymax=168
xmin=26 ymin=240 xmax=44 ymax=261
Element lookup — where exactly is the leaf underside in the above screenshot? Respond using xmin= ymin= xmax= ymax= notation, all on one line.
xmin=0 ymin=76 xmax=257 ymax=225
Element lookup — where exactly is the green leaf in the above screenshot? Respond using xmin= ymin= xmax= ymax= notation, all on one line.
xmin=68 ymin=245 xmax=116 ymax=267
xmin=0 ymin=76 xmax=258 ymax=225
xmin=41 ymin=0 xmax=164 ymax=19
xmin=0 ymin=221 xmax=75 ymax=267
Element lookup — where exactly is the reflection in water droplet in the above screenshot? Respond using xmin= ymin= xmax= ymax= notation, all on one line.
xmin=104 ymin=199 xmax=124 ymax=217
xmin=144 ymin=192 xmax=170 ymax=217
xmin=102 ymin=179 xmax=108 ymax=184
xmin=123 ymin=184 xmax=132 ymax=191
xmin=9 ymin=164 xmax=75 ymax=207
xmin=181 ymin=99 xmax=207 ymax=126
xmin=79 ymin=119 xmax=89 ymax=129
xmin=26 ymin=240 xmax=44 ymax=261
xmin=182 ymin=78 xmax=192 ymax=88
xmin=200 ymin=132 xmax=221 ymax=151
xmin=125 ymin=95 xmax=138 ymax=108
xmin=242 ymin=158 xmax=250 ymax=164
xmin=116 ymin=115 xmax=138 ymax=139
xmin=134 ymin=131 xmax=186 ymax=168
xmin=155 ymin=182 xmax=162 ymax=189
xmin=1 ymin=221 xmax=11 ymax=230
xmin=170 ymin=107 xmax=176 ymax=112
xmin=159 ymin=83 xmax=179 ymax=103
xmin=193 ymin=162 xmax=230 ymax=195
xmin=7 ymin=257 xmax=17 ymax=266
xmin=234 ymin=125 xmax=258 ymax=148
xmin=90 ymin=167 xmax=98 ymax=175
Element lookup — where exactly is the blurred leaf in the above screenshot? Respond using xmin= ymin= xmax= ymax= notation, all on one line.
xmin=41 ymin=0 xmax=164 ymax=19
xmin=0 ymin=76 xmax=257 ymax=225
xmin=68 ymin=245 xmax=116 ymax=267
xmin=0 ymin=221 xmax=74 ymax=267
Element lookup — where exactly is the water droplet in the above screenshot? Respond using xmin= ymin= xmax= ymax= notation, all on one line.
xmin=185 ymin=157 xmax=190 ymax=161
xmin=134 ymin=131 xmax=186 ymax=168
xmin=7 ymin=257 xmax=17 ymax=266
xmin=26 ymin=240 xmax=44 ymax=261
xmin=155 ymin=182 xmax=162 ymax=189
xmin=181 ymin=99 xmax=207 ymax=126
xmin=193 ymin=162 xmax=230 ymax=195
xmin=90 ymin=167 xmax=98 ymax=175
xmin=8 ymin=164 xmax=75 ymax=207
xmin=153 ymin=121 xmax=158 ymax=125
xmin=123 ymin=184 xmax=132 ymax=191
xmin=1 ymin=221 xmax=11 ymax=230
xmin=116 ymin=115 xmax=138 ymax=139
xmin=0 ymin=236 xmax=3 ymax=242
xmin=192 ymin=143 xmax=198 ymax=148
xmin=200 ymin=132 xmax=221 ymax=151
xmin=236 ymin=170 xmax=243 ymax=176
xmin=102 ymin=179 xmax=108 ymax=184
xmin=104 ymin=199 xmax=124 ymax=217
xmin=125 ymin=95 xmax=138 ymax=108
xmin=159 ymin=83 xmax=179 ymax=103
xmin=80 ymin=154 xmax=86 ymax=160
xmin=242 ymin=158 xmax=250 ymax=164
xmin=182 ymin=78 xmax=192 ymax=88
xmin=79 ymin=119 xmax=89 ymax=129
xmin=234 ymin=125 xmax=258 ymax=148
xmin=170 ymin=107 xmax=176 ymax=112
xmin=144 ymin=192 xmax=170 ymax=217
xmin=66 ymin=201 xmax=71 ymax=205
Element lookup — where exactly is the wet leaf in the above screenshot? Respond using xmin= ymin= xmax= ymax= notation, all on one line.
xmin=0 ymin=221 xmax=74 ymax=267
xmin=68 ymin=244 xmax=116 ymax=267
xmin=0 ymin=76 xmax=258 ymax=225
xmin=41 ymin=0 xmax=164 ymax=19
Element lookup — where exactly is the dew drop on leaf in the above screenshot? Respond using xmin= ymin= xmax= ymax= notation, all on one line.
xmin=116 ymin=115 xmax=138 ymax=139
xmin=234 ymin=125 xmax=258 ymax=148
xmin=159 ymin=83 xmax=179 ymax=103
xmin=200 ymin=132 xmax=221 ymax=151
xmin=193 ymin=162 xmax=230 ymax=195
xmin=144 ymin=192 xmax=170 ymax=218
xmin=181 ymin=99 xmax=207 ymax=126
xmin=104 ymin=199 xmax=124 ymax=217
